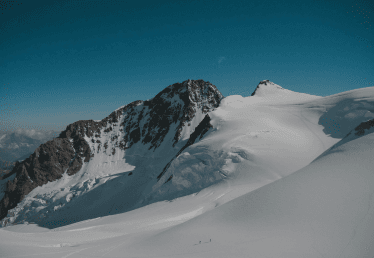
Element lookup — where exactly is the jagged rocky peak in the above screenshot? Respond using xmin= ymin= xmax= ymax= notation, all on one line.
xmin=143 ymin=79 xmax=224 ymax=147
xmin=258 ymin=79 xmax=280 ymax=86
xmin=57 ymin=79 xmax=223 ymax=154
xmin=251 ymin=80 xmax=284 ymax=96
xmin=149 ymin=79 xmax=223 ymax=108
xmin=0 ymin=79 xmax=224 ymax=222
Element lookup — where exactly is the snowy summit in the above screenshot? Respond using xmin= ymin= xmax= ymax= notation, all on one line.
xmin=1 ymin=79 xmax=374 ymax=258
xmin=250 ymin=79 xmax=321 ymax=103
xmin=251 ymin=79 xmax=285 ymax=96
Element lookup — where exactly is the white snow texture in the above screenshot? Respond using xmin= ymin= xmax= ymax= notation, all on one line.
xmin=1 ymin=80 xmax=374 ymax=258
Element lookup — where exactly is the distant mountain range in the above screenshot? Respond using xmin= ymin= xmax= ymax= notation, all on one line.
xmin=0 ymin=129 xmax=60 ymax=173
xmin=0 ymin=79 xmax=223 ymax=224
xmin=1 ymin=79 xmax=374 ymax=257
xmin=1 ymin=78 xmax=374 ymax=232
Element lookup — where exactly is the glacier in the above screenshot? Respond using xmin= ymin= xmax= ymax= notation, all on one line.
xmin=0 ymin=79 xmax=374 ymax=257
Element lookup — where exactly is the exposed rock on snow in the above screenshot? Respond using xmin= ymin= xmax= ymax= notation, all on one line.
xmin=0 ymin=79 xmax=224 ymax=224
xmin=156 ymin=114 xmax=213 ymax=182
xmin=250 ymin=79 xmax=321 ymax=103
xmin=0 ymin=137 xmax=88 ymax=221
xmin=354 ymin=118 xmax=374 ymax=136
xmin=1 ymin=81 xmax=374 ymax=257
xmin=2 ymin=79 xmax=374 ymax=236
xmin=0 ymin=130 xmax=59 ymax=172
xmin=251 ymin=80 xmax=284 ymax=96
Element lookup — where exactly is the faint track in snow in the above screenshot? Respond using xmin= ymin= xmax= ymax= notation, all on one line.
xmin=2 ymin=250 xmax=73 ymax=258
xmin=99 ymin=242 xmax=127 ymax=257
xmin=61 ymin=247 xmax=89 ymax=258
xmin=299 ymin=109 xmax=327 ymax=151
xmin=338 ymin=188 xmax=374 ymax=258
xmin=307 ymin=220 xmax=327 ymax=258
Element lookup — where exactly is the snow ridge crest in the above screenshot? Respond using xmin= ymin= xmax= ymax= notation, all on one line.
xmin=251 ymin=80 xmax=284 ymax=96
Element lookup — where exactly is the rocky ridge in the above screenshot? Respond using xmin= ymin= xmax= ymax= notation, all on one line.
xmin=0 ymin=79 xmax=224 ymax=223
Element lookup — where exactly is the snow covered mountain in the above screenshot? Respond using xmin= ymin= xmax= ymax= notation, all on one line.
xmin=0 ymin=79 xmax=374 ymax=258
xmin=118 ymin=116 xmax=374 ymax=258
xmin=0 ymin=79 xmax=224 ymax=226
xmin=250 ymin=79 xmax=319 ymax=102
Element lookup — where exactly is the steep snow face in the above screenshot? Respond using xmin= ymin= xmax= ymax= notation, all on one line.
xmin=312 ymin=118 xmax=374 ymax=163
xmin=312 ymin=86 xmax=374 ymax=139
xmin=145 ymin=94 xmax=332 ymax=206
xmin=0 ymin=79 xmax=224 ymax=227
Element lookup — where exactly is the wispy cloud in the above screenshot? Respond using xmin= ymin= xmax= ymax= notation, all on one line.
xmin=218 ymin=56 xmax=226 ymax=64
xmin=14 ymin=128 xmax=60 ymax=140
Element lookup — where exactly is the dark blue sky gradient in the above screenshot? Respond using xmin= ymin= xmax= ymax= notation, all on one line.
xmin=1 ymin=0 xmax=373 ymax=132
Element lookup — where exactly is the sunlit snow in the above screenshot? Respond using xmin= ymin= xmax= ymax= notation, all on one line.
xmin=1 ymin=82 xmax=374 ymax=257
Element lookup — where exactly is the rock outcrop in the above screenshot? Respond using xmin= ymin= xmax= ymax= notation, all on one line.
xmin=0 ymin=79 xmax=224 ymax=222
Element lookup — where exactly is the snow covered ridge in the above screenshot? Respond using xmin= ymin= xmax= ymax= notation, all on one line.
xmin=250 ymin=79 xmax=321 ymax=103
xmin=312 ymin=118 xmax=374 ymax=164
xmin=0 ymin=79 xmax=224 ymax=225
xmin=1 ymin=79 xmax=374 ymax=232
xmin=2 ymin=81 xmax=374 ymax=257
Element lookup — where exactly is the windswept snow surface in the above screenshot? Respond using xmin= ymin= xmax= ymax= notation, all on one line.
xmin=115 ymin=117 xmax=374 ymax=258
xmin=1 ymin=84 xmax=374 ymax=257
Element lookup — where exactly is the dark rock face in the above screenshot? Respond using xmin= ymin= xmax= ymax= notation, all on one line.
xmin=164 ymin=175 xmax=173 ymax=184
xmin=259 ymin=80 xmax=271 ymax=86
xmin=157 ymin=114 xmax=213 ymax=182
xmin=251 ymin=80 xmax=270 ymax=96
xmin=141 ymin=79 xmax=223 ymax=149
xmin=251 ymin=80 xmax=281 ymax=96
xmin=354 ymin=119 xmax=374 ymax=136
xmin=0 ymin=137 xmax=90 ymax=220
xmin=0 ymin=130 xmax=59 ymax=172
xmin=0 ymin=118 xmax=105 ymax=221
xmin=0 ymin=109 xmax=136 ymax=221
xmin=343 ymin=118 xmax=374 ymax=139
xmin=0 ymin=79 xmax=223 ymax=223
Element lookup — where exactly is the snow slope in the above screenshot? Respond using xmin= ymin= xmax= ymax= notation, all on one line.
xmin=0 ymin=82 xmax=374 ymax=257
xmin=116 ymin=117 xmax=374 ymax=258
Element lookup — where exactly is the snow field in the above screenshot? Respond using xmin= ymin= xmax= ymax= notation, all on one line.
xmin=1 ymin=84 xmax=374 ymax=257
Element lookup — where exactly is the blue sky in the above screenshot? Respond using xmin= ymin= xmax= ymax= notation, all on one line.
xmin=1 ymin=0 xmax=373 ymax=133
